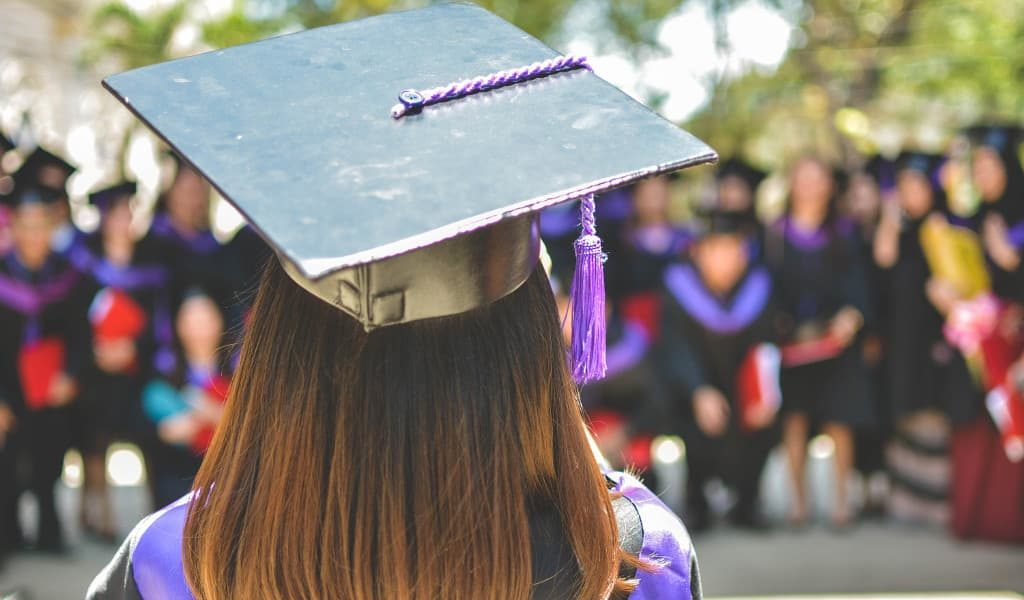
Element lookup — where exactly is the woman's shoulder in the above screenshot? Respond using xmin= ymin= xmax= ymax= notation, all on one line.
xmin=87 ymin=495 xmax=194 ymax=600
xmin=607 ymin=470 xmax=702 ymax=600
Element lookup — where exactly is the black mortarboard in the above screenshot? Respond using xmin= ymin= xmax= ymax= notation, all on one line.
xmin=103 ymin=4 xmax=715 ymax=379
xmin=2 ymin=173 xmax=62 ymax=209
xmin=89 ymin=181 xmax=138 ymax=212
xmin=965 ymin=125 xmax=1023 ymax=155
xmin=693 ymin=208 xmax=756 ymax=239
xmin=18 ymin=146 xmax=76 ymax=194
xmin=895 ymin=151 xmax=944 ymax=178
xmin=863 ymin=154 xmax=896 ymax=192
xmin=715 ymin=158 xmax=766 ymax=192
xmin=0 ymin=133 xmax=14 ymax=154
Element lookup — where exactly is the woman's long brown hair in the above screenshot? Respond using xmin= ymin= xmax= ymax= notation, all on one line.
xmin=183 ymin=260 xmax=634 ymax=599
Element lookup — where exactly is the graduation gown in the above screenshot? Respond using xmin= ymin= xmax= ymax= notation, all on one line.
xmin=86 ymin=470 xmax=701 ymax=600
xmin=147 ymin=213 xmax=233 ymax=314
xmin=75 ymin=234 xmax=175 ymax=452
xmin=0 ymin=251 xmax=91 ymax=548
xmin=766 ymin=217 xmax=874 ymax=427
xmin=882 ymin=217 xmax=979 ymax=424
xmin=658 ymin=262 xmax=778 ymax=514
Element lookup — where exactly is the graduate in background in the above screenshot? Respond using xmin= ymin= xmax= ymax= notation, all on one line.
xmin=970 ymin=126 xmax=1024 ymax=300
xmin=611 ymin=175 xmax=692 ymax=340
xmin=141 ymin=289 xmax=230 ymax=508
xmin=0 ymin=133 xmax=16 ymax=254
xmin=659 ymin=209 xmax=779 ymax=531
xmin=0 ymin=179 xmax=90 ymax=553
xmin=75 ymin=182 xmax=173 ymax=540
xmin=873 ymin=152 xmax=978 ymax=525
xmin=149 ymin=155 xmax=233 ymax=314
xmin=16 ymin=147 xmax=85 ymax=265
xmin=767 ymin=156 xmax=873 ymax=529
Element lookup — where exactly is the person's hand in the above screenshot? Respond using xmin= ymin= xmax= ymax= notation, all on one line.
xmin=94 ymin=338 xmax=138 ymax=373
xmin=191 ymin=392 xmax=226 ymax=426
xmin=693 ymin=386 xmax=730 ymax=437
xmin=926 ymin=277 xmax=962 ymax=316
xmin=158 ymin=415 xmax=201 ymax=445
xmin=47 ymin=373 xmax=77 ymax=407
xmin=744 ymin=401 xmax=777 ymax=430
xmin=984 ymin=213 xmax=1021 ymax=272
xmin=0 ymin=403 xmax=16 ymax=447
xmin=829 ymin=307 xmax=864 ymax=347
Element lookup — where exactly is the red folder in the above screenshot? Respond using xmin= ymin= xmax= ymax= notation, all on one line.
xmin=780 ymin=333 xmax=844 ymax=367
xmin=986 ymin=384 xmax=1024 ymax=463
xmin=89 ymin=288 xmax=147 ymax=341
xmin=737 ymin=343 xmax=782 ymax=431
xmin=18 ymin=337 xmax=66 ymax=410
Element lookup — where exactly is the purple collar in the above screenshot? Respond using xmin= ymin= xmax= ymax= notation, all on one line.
xmin=607 ymin=470 xmax=697 ymax=600
xmin=93 ymin=259 xmax=169 ymax=291
xmin=628 ymin=225 xmax=692 ymax=257
xmin=0 ymin=254 xmax=81 ymax=316
xmin=773 ymin=216 xmax=853 ymax=251
xmin=131 ymin=494 xmax=195 ymax=599
xmin=150 ymin=213 xmax=221 ymax=255
xmin=539 ymin=204 xmax=579 ymax=238
xmin=1008 ymin=220 xmax=1024 ymax=249
xmin=605 ymin=320 xmax=650 ymax=378
xmin=664 ymin=263 xmax=771 ymax=334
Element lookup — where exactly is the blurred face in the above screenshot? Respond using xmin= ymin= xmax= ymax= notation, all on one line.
xmin=176 ymin=295 xmax=224 ymax=360
xmin=897 ymin=171 xmax=934 ymax=219
xmin=844 ymin=172 xmax=881 ymax=225
xmin=718 ymin=175 xmax=754 ymax=213
xmin=790 ymin=158 xmax=834 ymax=224
xmin=167 ymin=167 xmax=211 ymax=230
xmin=972 ymin=147 xmax=1007 ymax=202
xmin=12 ymin=203 xmax=53 ymax=268
xmin=101 ymin=198 xmax=134 ymax=243
xmin=632 ymin=176 xmax=671 ymax=225
xmin=693 ymin=233 xmax=748 ymax=293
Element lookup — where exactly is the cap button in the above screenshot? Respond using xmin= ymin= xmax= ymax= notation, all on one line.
xmin=398 ymin=89 xmax=425 ymax=115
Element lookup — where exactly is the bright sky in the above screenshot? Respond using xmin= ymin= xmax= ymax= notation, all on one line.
xmin=568 ymin=0 xmax=794 ymax=122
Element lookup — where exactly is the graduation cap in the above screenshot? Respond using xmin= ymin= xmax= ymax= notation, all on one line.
xmin=715 ymin=157 xmax=766 ymax=192
xmin=863 ymin=154 xmax=896 ymax=192
xmin=0 ymin=133 xmax=14 ymax=154
xmin=18 ymin=146 xmax=76 ymax=194
xmin=895 ymin=151 xmax=944 ymax=178
xmin=103 ymin=3 xmax=716 ymax=383
xmin=966 ymin=124 xmax=1023 ymax=155
xmin=89 ymin=181 xmax=138 ymax=212
xmin=2 ymin=173 xmax=63 ymax=209
xmin=693 ymin=208 xmax=757 ymax=239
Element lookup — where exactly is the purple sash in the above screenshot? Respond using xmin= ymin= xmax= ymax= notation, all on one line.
xmin=129 ymin=471 xmax=696 ymax=600
xmin=605 ymin=321 xmax=650 ymax=378
xmin=627 ymin=225 xmax=692 ymax=258
xmin=93 ymin=259 xmax=169 ymax=291
xmin=150 ymin=213 xmax=221 ymax=255
xmin=772 ymin=216 xmax=853 ymax=251
xmin=608 ymin=470 xmax=697 ymax=599
xmin=0 ymin=259 xmax=81 ymax=317
xmin=1008 ymin=220 xmax=1024 ymax=249
xmin=664 ymin=263 xmax=771 ymax=334
xmin=132 ymin=495 xmax=195 ymax=600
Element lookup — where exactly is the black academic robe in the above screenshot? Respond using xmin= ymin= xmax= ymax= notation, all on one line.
xmin=658 ymin=261 xmax=778 ymax=515
xmin=0 ymin=251 xmax=91 ymax=549
xmin=75 ymin=234 xmax=175 ymax=454
xmin=147 ymin=213 xmax=234 ymax=315
xmin=766 ymin=217 xmax=875 ymax=427
xmin=882 ymin=217 xmax=979 ymax=425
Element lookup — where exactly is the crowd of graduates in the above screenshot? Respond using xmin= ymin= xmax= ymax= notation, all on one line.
xmin=545 ymin=124 xmax=1024 ymax=539
xmin=0 ymin=134 xmax=270 ymax=566
xmin=1 ymin=122 xmax=1023 ymax=569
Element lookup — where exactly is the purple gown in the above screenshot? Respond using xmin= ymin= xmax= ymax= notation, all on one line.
xmin=87 ymin=471 xmax=700 ymax=599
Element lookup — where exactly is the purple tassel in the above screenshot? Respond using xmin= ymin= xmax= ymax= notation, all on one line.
xmin=570 ymin=194 xmax=607 ymax=384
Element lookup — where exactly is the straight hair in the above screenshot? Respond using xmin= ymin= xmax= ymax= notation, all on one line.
xmin=183 ymin=260 xmax=636 ymax=599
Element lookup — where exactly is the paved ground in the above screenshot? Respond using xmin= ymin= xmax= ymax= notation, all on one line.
xmin=2 ymin=451 xmax=1023 ymax=599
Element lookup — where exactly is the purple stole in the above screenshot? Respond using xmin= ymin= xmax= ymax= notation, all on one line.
xmin=605 ymin=320 xmax=650 ymax=379
xmin=149 ymin=213 xmax=220 ymax=255
xmin=0 ymin=254 xmax=81 ymax=343
xmin=664 ymin=263 xmax=771 ymax=335
xmin=128 ymin=471 xmax=697 ymax=599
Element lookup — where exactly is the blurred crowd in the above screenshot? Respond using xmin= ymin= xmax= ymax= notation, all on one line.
xmin=545 ymin=124 xmax=1024 ymax=539
xmin=0 ymin=135 xmax=270 ymax=564
xmin=1 ymin=121 xmax=1024 ymax=569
